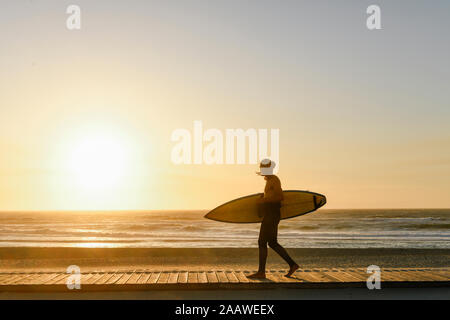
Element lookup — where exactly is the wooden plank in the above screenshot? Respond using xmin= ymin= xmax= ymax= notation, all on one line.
xmin=234 ymin=271 xmax=249 ymax=283
xmin=379 ymin=271 xmax=401 ymax=282
xmin=115 ymin=272 xmax=134 ymax=285
xmin=265 ymin=271 xmax=281 ymax=283
xmin=157 ymin=272 xmax=169 ymax=284
xmin=22 ymin=273 xmax=60 ymax=285
xmin=167 ymin=272 xmax=179 ymax=284
xmin=0 ymin=273 xmax=27 ymax=285
xmin=427 ymin=268 xmax=450 ymax=275
xmin=94 ymin=273 xmax=116 ymax=285
xmin=80 ymin=273 xmax=96 ymax=284
xmin=84 ymin=273 xmax=106 ymax=285
xmin=386 ymin=269 xmax=434 ymax=282
xmin=424 ymin=270 xmax=450 ymax=281
xmin=392 ymin=270 xmax=428 ymax=281
xmin=105 ymin=273 xmax=125 ymax=284
xmin=381 ymin=270 xmax=412 ymax=282
xmin=319 ymin=271 xmax=344 ymax=282
xmin=40 ymin=273 xmax=63 ymax=285
xmin=341 ymin=270 xmax=369 ymax=281
xmin=188 ymin=272 xmax=198 ymax=283
xmin=350 ymin=268 xmax=371 ymax=277
xmin=45 ymin=273 xmax=70 ymax=285
xmin=198 ymin=272 xmax=208 ymax=284
xmin=177 ymin=272 xmax=188 ymax=284
xmin=268 ymin=271 xmax=295 ymax=283
xmin=216 ymin=271 xmax=229 ymax=283
xmin=1 ymin=273 xmax=35 ymax=285
xmin=0 ymin=274 xmax=16 ymax=283
xmin=147 ymin=272 xmax=161 ymax=284
xmin=243 ymin=272 xmax=273 ymax=283
xmin=225 ymin=271 xmax=239 ymax=283
xmin=309 ymin=270 xmax=339 ymax=282
xmin=281 ymin=270 xmax=305 ymax=283
xmin=14 ymin=273 xmax=44 ymax=285
xmin=297 ymin=270 xmax=336 ymax=283
xmin=52 ymin=274 xmax=71 ymax=285
xmin=206 ymin=271 xmax=218 ymax=283
xmin=137 ymin=273 xmax=152 ymax=284
xmin=332 ymin=270 xmax=366 ymax=282
xmin=126 ymin=272 xmax=143 ymax=284
xmin=15 ymin=273 xmax=44 ymax=285
xmin=289 ymin=271 xmax=313 ymax=283
xmin=399 ymin=270 xmax=436 ymax=281
xmin=320 ymin=270 xmax=351 ymax=282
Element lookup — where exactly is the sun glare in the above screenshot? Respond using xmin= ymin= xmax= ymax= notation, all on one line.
xmin=68 ymin=135 xmax=128 ymax=191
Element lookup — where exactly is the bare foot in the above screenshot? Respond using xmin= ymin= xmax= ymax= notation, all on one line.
xmin=285 ymin=264 xmax=299 ymax=277
xmin=246 ymin=272 xmax=266 ymax=279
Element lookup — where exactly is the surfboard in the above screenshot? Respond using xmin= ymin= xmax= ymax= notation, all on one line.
xmin=205 ymin=190 xmax=326 ymax=223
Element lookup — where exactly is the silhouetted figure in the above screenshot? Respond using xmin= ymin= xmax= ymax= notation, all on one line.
xmin=247 ymin=159 xmax=299 ymax=279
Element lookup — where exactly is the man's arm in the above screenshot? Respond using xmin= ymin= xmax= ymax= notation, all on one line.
xmin=261 ymin=180 xmax=283 ymax=203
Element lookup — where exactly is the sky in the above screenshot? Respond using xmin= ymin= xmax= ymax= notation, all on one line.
xmin=0 ymin=0 xmax=449 ymax=210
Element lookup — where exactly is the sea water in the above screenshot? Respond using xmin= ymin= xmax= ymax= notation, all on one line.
xmin=0 ymin=209 xmax=448 ymax=248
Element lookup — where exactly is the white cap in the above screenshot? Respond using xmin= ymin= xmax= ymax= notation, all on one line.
xmin=256 ymin=158 xmax=276 ymax=176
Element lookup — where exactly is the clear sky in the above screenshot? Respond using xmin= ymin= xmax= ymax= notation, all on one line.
xmin=0 ymin=0 xmax=449 ymax=210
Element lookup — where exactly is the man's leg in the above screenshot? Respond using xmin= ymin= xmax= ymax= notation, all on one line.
xmin=258 ymin=238 xmax=268 ymax=273
xmin=268 ymin=215 xmax=299 ymax=277
xmin=268 ymin=240 xmax=297 ymax=268
xmin=247 ymin=219 xmax=270 ymax=279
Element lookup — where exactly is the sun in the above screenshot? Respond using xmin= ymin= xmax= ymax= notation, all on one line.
xmin=68 ymin=135 xmax=128 ymax=191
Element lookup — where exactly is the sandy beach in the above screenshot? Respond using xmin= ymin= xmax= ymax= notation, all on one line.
xmin=1 ymin=247 xmax=448 ymax=273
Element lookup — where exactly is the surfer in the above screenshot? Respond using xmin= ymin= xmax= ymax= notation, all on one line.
xmin=247 ymin=159 xmax=299 ymax=279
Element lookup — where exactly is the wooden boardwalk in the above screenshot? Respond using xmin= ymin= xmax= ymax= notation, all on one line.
xmin=0 ymin=268 xmax=448 ymax=292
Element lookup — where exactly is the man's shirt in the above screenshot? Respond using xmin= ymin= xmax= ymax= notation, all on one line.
xmin=263 ymin=175 xmax=284 ymax=203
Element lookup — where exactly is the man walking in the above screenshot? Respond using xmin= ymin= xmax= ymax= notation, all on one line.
xmin=247 ymin=159 xmax=299 ymax=279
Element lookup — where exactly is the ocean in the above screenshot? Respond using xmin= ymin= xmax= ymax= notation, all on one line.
xmin=0 ymin=209 xmax=448 ymax=249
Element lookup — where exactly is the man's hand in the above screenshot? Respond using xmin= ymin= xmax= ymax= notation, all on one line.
xmin=257 ymin=193 xmax=266 ymax=203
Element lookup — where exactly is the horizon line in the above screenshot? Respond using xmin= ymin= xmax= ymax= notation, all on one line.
xmin=0 ymin=207 xmax=449 ymax=213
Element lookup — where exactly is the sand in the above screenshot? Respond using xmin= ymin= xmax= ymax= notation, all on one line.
xmin=0 ymin=247 xmax=449 ymax=273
